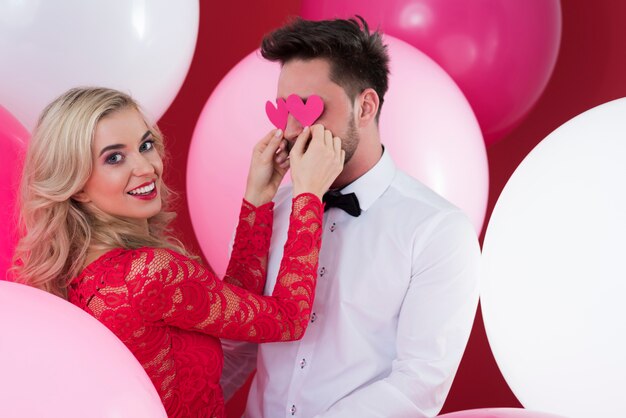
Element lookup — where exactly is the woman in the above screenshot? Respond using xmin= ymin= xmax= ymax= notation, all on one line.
xmin=13 ymin=87 xmax=344 ymax=417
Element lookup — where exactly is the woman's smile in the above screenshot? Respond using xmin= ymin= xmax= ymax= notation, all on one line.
xmin=128 ymin=180 xmax=158 ymax=200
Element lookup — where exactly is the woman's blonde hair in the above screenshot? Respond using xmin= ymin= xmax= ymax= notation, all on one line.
xmin=12 ymin=87 xmax=189 ymax=298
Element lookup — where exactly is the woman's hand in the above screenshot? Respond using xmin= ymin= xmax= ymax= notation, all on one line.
xmin=290 ymin=124 xmax=345 ymax=200
xmin=244 ymin=129 xmax=290 ymax=206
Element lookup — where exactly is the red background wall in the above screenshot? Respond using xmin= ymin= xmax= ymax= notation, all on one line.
xmin=157 ymin=1 xmax=626 ymax=415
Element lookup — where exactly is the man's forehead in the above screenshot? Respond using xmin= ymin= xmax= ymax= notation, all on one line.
xmin=277 ymin=59 xmax=336 ymax=97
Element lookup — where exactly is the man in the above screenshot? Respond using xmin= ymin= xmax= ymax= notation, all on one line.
xmin=222 ymin=17 xmax=480 ymax=418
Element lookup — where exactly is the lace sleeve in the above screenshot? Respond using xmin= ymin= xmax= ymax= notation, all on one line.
xmin=222 ymin=199 xmax=274 ymax=294
xmin=126 ymin=193 xmax=323 ymax=342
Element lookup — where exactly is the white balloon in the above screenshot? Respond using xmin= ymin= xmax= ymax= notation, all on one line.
xmin=0 ymin=0 xmax=198 ymax=130
xmin=481 ymin=98 xmax=626 ymax=417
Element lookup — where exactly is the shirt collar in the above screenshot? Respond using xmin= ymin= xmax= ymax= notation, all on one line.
xmin=340 ymin=147 xmax=396 ymax=213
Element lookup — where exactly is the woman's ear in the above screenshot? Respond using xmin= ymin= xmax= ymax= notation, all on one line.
xmin=356 ymin=88 xmax=380 ymax=127
xmin=72 ymin=191 xmax=91 ymax=203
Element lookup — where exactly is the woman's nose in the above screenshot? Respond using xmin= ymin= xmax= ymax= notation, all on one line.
xmin=131 ymin=154 xmax=156 ymax=177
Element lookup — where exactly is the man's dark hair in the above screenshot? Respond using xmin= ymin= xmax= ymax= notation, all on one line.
xmin=261 ymin=16 xmax=390 ymax=118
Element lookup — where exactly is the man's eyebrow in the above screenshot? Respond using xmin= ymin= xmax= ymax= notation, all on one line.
xmin=279 ymin=94 xmax=313 ymax=100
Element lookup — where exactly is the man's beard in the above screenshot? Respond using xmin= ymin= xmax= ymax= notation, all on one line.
xmin=285 ymin=116 xmax=360 ymax=161
xmin=342 ymin=116 xmax=359 ymax=165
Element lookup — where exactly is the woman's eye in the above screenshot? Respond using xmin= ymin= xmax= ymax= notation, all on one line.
xmin=140 ymin=139 xmax=155 ymax=152
xmin=105 ymin=153 xmax=123 ymax=164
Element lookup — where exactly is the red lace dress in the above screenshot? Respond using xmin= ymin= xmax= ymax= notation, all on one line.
xmin=68 ymin=194 xmax=323 ymax=417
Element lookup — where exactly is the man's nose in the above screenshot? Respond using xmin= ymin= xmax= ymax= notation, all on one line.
xmin=283 ymin=113 xmax=304 ymax=141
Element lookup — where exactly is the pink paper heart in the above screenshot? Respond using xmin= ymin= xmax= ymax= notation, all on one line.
xmin=265 ymin=98 xmax=288 ymax=130
xmin=286 ymin=94 xmax=324 ymax=127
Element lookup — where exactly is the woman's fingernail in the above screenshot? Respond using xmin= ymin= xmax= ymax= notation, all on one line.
xmin=274 ymin=129 xmax=283 ymax=137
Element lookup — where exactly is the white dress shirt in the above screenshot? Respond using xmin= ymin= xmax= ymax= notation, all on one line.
xmin=221 ymin=149 xmax=480 ymax=418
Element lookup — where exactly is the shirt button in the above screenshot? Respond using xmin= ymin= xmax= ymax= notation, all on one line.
xmin=330 ymin=222 xmax=336 ymax=232
xmin=291 ymin=405 xmax=297 ymax=415
xmin=319 ymin=267 xmax=326 ymax=277
xmin=300 ymin=358 xmax=306 ymax=369
xmin=311 ymin=312 xmax=317 ymax=323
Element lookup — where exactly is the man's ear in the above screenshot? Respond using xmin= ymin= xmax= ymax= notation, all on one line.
xmin=356 ymin=88 xmax=380 ymax=127
xmin=72 ymin=190 xmax=91 ymax=203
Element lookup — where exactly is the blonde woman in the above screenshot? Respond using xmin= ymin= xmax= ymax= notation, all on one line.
xmin=13 ymin=87 xmax=344 ymax=417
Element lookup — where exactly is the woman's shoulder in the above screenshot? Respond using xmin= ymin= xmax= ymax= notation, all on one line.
xmin=80 ymin=247 xmax=197 ymax=280
xmin=82 ymin=247 xmax=129 ymax=271
xmin=82 ymin=247 xmax=173 ymax=271
xmin=72 ymin=248 xmax=134 ymax=288
xmin=105 ymin=246 xmax=191 ymax=264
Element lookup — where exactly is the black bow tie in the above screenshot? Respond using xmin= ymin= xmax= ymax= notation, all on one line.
xmin=322 ymin=190 xmax=361 ymax=217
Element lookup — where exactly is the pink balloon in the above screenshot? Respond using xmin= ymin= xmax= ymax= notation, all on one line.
xmin=187 ymin=37 xmax=487 ymax=274
xmin=0 ymin=105 xmax=28 ymax=280
xmin=0 ymin=281 xmax=166 ymax=417
xmin=301 ymin=0 xmax=562 ymax=146
xmin=381 ymin=36 xmax=487 ymax=234
xmin=187 ymin=52 xmax=281 ymax=276
xmin=439 ymin=408 xmax=566 ymax=418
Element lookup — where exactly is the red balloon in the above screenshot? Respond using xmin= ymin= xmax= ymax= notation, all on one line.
xmin=0 ymin=106 xmax=28 ymax=279
xmin=301 ymin=0 xmax=562 ymax=146
xmin=439 ymin=408 xmax=565 ymax=418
